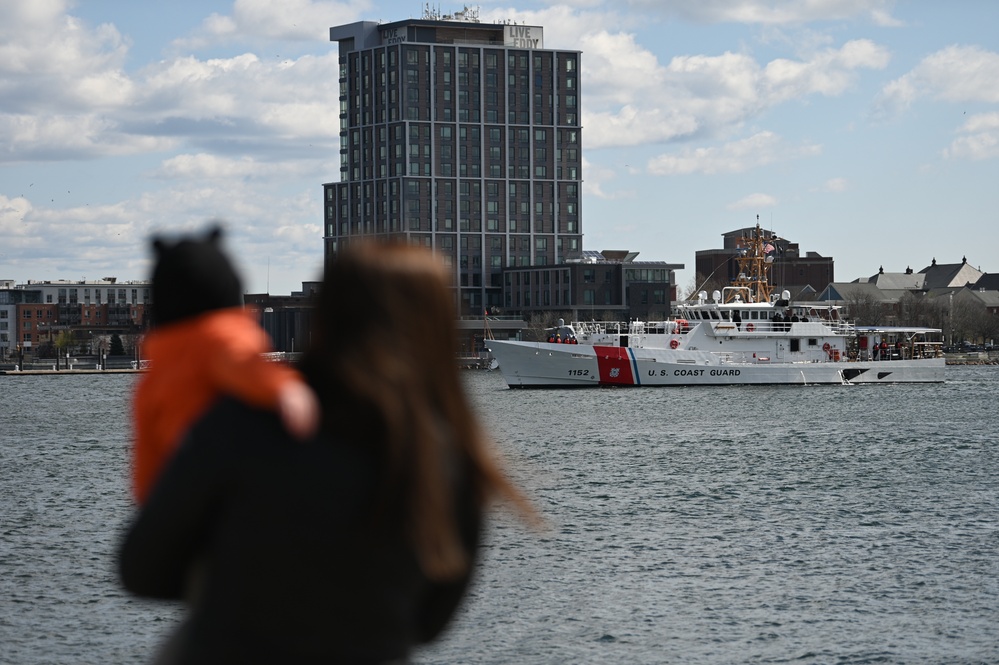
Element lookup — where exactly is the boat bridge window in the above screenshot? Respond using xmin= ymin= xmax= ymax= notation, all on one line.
xmin=807 ymin=338 xmax=817 ymax=347
xmin=750 ymin=311 xmax=760 ymax=320
xmin=710 ymin=311 xmax=720 ymax=320
xmin=721 ymin=311 xmax=730 ymax=320
xmin=790 ymin=338 xmax=800 ymax=352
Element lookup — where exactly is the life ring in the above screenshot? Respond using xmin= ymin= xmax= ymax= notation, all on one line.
xmin=822 ymin=343 xmax=831 ymax=352
xmin=670 ymin=339 xmax=680 ymax=349
xmin=746 ymin=323 xmax=755 ymax=332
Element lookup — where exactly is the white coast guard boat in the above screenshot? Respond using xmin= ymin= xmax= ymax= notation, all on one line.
xmin=486 ymin=226 xmax=945 ymax=388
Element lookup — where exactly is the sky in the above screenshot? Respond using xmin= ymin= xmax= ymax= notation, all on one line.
xmin=2 ymin=0 xmax=998 ymax=295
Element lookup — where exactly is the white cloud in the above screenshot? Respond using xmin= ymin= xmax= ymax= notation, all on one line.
xmin=873 ymin=45 xmax=999 ymax=118
xmin=4 ymin=180 xmax=326 ymax=291
xmin=727 ymin=192 xmax=778 ymax=210
xmin=0 ymin=114 xmax=175 ymax=162
xmin=579 ymin=33 xmax=888 ymax=149
xmin=944 ymin=112 xmax=999 ymax=161
xmin=623 ymin=0 xmax=902 ymax=26
xmin=0 ymin=7 xmax=341 ymax=164
xmin=581 ymin=157 xmax=636 ymax=200
xmin=175 ymin=0 xmax=372 ymax=49
xmin=157 ymin=154 xmax=273 ymax=180
xmin=134 ymin=52 xmax=341 ymax=143
xmin=0 ymin=195 xmax=34 ymax=239
xmin=763 ymin=39 xmax=890 ymax=101
xmin=0 ymin=3 xmax=337 ymax=291
xmin=819 ymin=177 xmax=849 ymax=192
xmin=0 ymin=1 xmax=133 ymax=112
xmin=647 ymin=131 xmax=821 ymax=175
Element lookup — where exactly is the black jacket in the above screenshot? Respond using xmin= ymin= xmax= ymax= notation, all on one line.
xmin=120 ymin=397 xmax=480 ymax=664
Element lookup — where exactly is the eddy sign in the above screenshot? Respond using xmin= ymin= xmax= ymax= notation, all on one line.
xmin=504 ymin=25 xmax=543 ymax=49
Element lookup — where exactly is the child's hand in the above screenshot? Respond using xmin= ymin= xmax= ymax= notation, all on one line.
xmin=277 ymin=381 xmax=320 ymax=440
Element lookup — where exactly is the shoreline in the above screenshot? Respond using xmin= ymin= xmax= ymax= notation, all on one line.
xmin=0 ymin=368 xmax=143 ymax=375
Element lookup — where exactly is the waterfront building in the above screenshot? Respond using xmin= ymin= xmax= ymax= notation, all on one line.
xmin=504 ymin=250 xmax=684 ymax=321
xmin=814 ymin=257 xmax=995 ymax=341
xmin=695 ymin=227 xmax=834 ymax=301
xmin=0 ymin=278 xmax=149 ymax=359
xmin=323 ymin=10 xmax=583 ymax=316
xmin=244 ymin=282 xmax=322 ymax=354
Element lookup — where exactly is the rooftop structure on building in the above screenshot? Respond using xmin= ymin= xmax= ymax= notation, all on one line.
xmin=695 ymin=224 xmax=834 ymax=301
xmin=503 ymin=250 xmax=684 ymax=321
xmin=323 ymin=12 xmax=583 ymax=316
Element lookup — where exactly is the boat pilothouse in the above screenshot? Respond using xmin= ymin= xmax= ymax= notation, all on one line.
xmin=486 ymin=223 xmax=945 ymax=387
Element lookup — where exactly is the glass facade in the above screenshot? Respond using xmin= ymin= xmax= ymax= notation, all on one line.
xmin=325 ymin=20 xmax=583 ymax=315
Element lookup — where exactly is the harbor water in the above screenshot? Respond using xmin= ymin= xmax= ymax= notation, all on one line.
xmin=1 ymin=368 xmax=997 ymax=664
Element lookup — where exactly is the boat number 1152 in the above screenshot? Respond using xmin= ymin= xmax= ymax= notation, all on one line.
xmin=568 ymin=369 xmax=589 ymax=376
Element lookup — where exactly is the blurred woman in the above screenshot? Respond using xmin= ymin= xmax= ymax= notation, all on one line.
xmin=120 ymin=243 xmax=533 ymax=664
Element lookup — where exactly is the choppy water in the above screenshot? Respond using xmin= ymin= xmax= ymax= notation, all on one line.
xmin=1 ymin=369 xmax=997 ymax=664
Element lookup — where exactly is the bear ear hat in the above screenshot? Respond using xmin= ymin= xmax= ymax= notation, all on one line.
xmin=206 ymin=224 xmax=224 ymax=243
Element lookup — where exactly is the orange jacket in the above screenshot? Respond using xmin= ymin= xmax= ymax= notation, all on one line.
xmin=132 ymin=307 xmax=300 ymax=504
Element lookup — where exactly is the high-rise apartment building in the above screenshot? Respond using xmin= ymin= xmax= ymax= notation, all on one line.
xmin=324 ymin=11 xmax=583 ymax=315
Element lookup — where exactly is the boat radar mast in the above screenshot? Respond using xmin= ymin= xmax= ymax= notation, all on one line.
xmin=725 ymin=223 xmax=777 ymax=304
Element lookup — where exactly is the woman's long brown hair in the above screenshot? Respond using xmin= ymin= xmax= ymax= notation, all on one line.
xmin=301 ymin=242 xmax=533 ymax=580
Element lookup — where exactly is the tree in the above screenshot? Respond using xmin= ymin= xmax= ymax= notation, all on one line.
xmin=110 ymin=333 xmax=125 ymax=356
xmin=684 ymin=272 xmax=726 ymax=301
xmin=921 ymin=296 xmax=950 ymax=332
xmin=54 ymin=330 xmax=73 ymax=369
xmin=521 ymin=312 xmax=569 ymax=342
xmin=845 ymin=291 xmax=887 ymax=325
xmin=968 ymin=308 xmax=999 ymax=345
xmin=897 ymin=291 xmax=927 ymax=327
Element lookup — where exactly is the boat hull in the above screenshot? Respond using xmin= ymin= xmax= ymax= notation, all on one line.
xmin=485 ymin=340 xmax=946 ymax=388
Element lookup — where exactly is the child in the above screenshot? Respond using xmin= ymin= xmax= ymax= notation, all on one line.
xmin=131 ymin=227 xmax=318 ymax=504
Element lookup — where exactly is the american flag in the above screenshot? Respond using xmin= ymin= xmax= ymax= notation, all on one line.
xmin=764 ymin=243 xmax=775 ymax=254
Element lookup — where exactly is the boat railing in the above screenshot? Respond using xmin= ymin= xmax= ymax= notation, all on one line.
xmin=574 ymin=320 xmax=621 ymax=336
xmin=577 ymin=317 xmax=858 ymax=337
xmin=710 ymin=317 xmax=856 ymax=335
